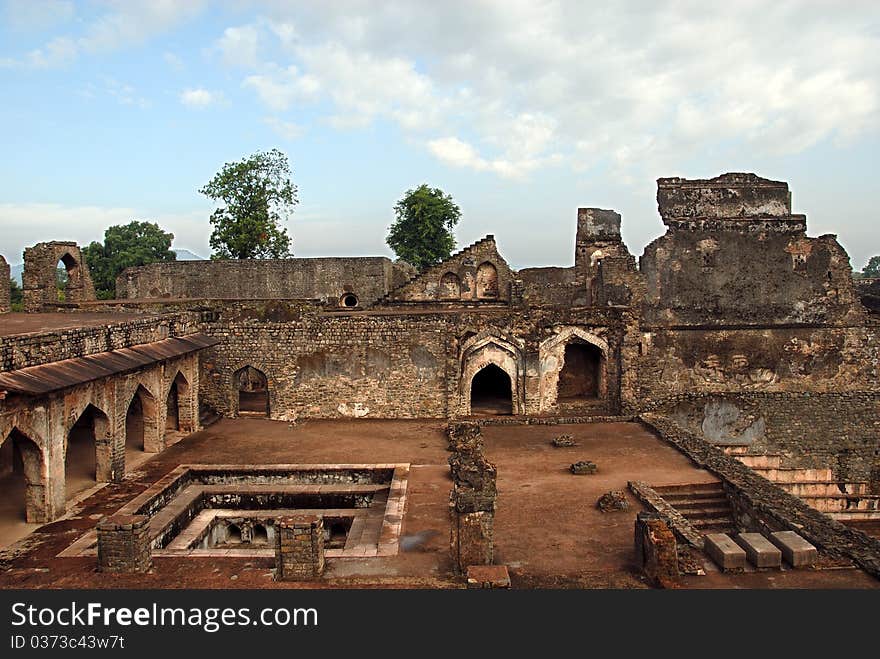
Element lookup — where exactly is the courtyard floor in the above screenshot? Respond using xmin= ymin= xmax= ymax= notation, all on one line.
xmin=0 ymin=418 xmax=877 ymax=589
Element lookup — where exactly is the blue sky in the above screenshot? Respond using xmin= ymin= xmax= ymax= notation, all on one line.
xmin=1 ymin=1 xmax=878 ymax=271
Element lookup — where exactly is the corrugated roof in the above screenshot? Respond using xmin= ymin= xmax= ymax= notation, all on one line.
xmin=0 ymin=333 xmax=220 ymax=396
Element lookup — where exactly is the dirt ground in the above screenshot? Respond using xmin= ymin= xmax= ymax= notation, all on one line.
xmin=0 ymin=418 xmax=877 ymax=589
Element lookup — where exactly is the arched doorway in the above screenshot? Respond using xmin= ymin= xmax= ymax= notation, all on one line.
xmin=125 ymin=385 xmax=157 ymax=462
xmin=557 ymin=340 xmax=604 ymax=413
xmin=166 ymin=371 xmax=190 ymax=434
xmin=476 ymin=262 xmax=499 ymax=299
xmin=55 ymin=253 xmax=81 ymax=302
xmin=470 ymin=364 xmax=512 ymax=415
xmin=236 ymin=366 xmax=269 ymax=417
xmin=66 ymin=404 xmax=110 ymax=498
xmin=0 ymin=428 xmax=44 ymax=527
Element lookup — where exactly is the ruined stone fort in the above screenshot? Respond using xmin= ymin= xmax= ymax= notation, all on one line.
xmin=1 ymin=173 xmax=879 ymax=588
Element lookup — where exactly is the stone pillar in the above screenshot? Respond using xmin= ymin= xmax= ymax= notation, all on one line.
xmin=0 ymin=255 xmax=10 ymax=313
xmin=634 ymin=512 xmax=678 ymax=588
xmin=275 ymin=515 xmax=325 ymax=581
xmin=448 ymin=422 xmax=497 ymax=575
xmin=97 ymin=514 xmax=152 ymax=573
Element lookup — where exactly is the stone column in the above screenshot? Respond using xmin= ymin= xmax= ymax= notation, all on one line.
xmin=448 ymin=422 xmax=497 ymax=575
xmin=275 ymin=515 xmax=325 ymax=581
xmin=634 ymin=512 xmax=678 ymax=587
xmin=0 ymin=255 xmax=10 ymax=313
xmin=97 ymin=514 xmax=152 ymax=573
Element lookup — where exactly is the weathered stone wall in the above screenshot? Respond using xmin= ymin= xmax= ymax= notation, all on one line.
xmin=23 ymin=242 xmax=96 ymax=312
xmin=384 ymin=236 xmax=515 ymax=303
xmin=199 ymin=311 xmax=451 ymax=420
xmin=637 ymin=324 xmax=880 ymax=404
xmin=0 ymin=311 xmax=201 ymax=371
xmin=275 ymin=515 xmax=325 ymax=581
xmin=518 ymin=267 xmax=582 ymax=307
xmin=641 ymin=174 xmax=862 ymax=326
xmin=97 ymin=514 xmax=152 ymax=573
xmin=0 ymin=255 xmax=10 ymax=313
xmin=651 ymin=391 xmax=880 ymax=482
xmin=116 ymin=257 xmax=411 ymax=307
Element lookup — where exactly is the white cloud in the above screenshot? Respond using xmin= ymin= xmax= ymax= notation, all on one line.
xmin=215 ymin=24 xmax=261 ymax=68
xmin=2 ymin=0 xmax=75 ymax=32
xmin=263 ymin=117 xmax=304 ymax=140
xmin=180 ymin=87 xmax=221 ymax=108
xmin=237 ymin=2 xmax=880 ymax=179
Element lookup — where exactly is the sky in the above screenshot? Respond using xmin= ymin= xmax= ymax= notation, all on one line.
xmin=0 ymin=0 xmax=878 ymax=271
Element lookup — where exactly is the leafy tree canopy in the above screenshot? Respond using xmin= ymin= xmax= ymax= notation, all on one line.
xmin=862 ymin=255 xmax=880 ymax=278
xmin=386 ymin=184 xmax=461 ymax=270
xmin=83 ymin=221 xmax=176 ymax=298
xmin=199 ymin=148 xmax=298 ymax=259
xmin=9 ymin=277 xmax=23 ymax=310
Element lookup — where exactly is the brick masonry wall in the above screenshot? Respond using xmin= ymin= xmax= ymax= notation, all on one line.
xmin=97 ymin=514 xmax=152 ymax=573
xmin=640 ymin=413 xmax=880 ymax=578
xmin=646 ymin=391 xmax=880 ymax=482
xmin=0 ymin=255 xmax=9 ymax=313
xmin=116 ymin=257 xmax=406 ymax=307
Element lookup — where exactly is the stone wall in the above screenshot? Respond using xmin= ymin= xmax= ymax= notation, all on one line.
xmin=97 ymin=514 xmax=152 ymax=573
xmin=116 ymin=257 xmax=412 ymax=307
xmin=0 ymin=311 xmax=201 ymax=371
xmin=641 ymin=174 xmax=862 ymax=327
xmin=0 ymin=255 xmax=9 ymax=313
xmin=23 ymin=242 xmax=96 ymax=312
xmin=384 ymin=236 xmax=515 ymax=304
xmin=651 ymin=391 xmax=880 ymax=482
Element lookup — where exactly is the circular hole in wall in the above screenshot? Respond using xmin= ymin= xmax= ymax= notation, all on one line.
xmin=340 ymin=293 xmax=359 ymax=308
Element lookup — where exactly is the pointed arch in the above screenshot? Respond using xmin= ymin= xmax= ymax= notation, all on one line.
xmin=125 ymin=384 xmax=159 ymax=458
xmin=476 ymin=261 xmax=499 ymax=299
xmin=165 ymin=369 xmax=193 ymax=434
xmin=538 ymin=326 xmax=610 ymax=413
xmin=460 ymin=332 xmax=524 ymax=416
xmin=0 ymin=427 xmax=47 ymax=523
xmin=234 ymin=365 xmax=269 ymax=417
xmin=66 ymin=403 xmax=113 ymax=492
xmin=440 ymin=272 xmax=461 ymax=299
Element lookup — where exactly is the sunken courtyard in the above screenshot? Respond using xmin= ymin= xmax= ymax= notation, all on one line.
xmin=2 ymin=173 xmax=880 ymax=589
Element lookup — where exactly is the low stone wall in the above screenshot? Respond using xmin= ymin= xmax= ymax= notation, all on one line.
xmin=0 ymin=311 xmax=201 ymax=371
xmin=639 ymin=413 xmax=880 ymax=579
xmin=275 ymin=516 xmax=325 ymax=581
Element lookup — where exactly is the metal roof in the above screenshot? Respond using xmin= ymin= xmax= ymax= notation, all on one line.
xmin=0 ymin=333 xmax=220 ymax=396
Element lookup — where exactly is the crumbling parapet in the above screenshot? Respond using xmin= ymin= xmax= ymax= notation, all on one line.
xmin=275 ymin=515 xmax=325 ymax=581
xmin=97 ymin=514 xmax=152 ymax=573
xmin=448 ymin=422 xmax=497 ymax=575
xmin=23 ymin=241 xmax=95 ymax=312
xmin=0 ymin=255 xmax=10 ymax=313
xmin=634 ymin=512 xmax=679 ymax=587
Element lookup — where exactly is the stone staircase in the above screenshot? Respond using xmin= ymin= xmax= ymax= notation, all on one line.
xmin=651 ymin=483 xmax=737 ymax=535
xmin=722 ymin=449 xmax=880 ymax=520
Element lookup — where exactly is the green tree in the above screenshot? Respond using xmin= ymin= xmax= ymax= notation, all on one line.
xmin=862 ymin=255 xmax=880 ymax=278
xmin=9 ymin=277 xmax=23 ymax=311
xmin=386 ymin=184 xmax=461 ymax=270
xmin=199 ymin=149 xmax=297 ymax=259
xmin=83 ymin=221 xmax=176 ymax=298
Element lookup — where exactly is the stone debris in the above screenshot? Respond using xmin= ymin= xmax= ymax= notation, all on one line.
xmin=597 ymin=490 xmax=629 ymax=512
xmin=570 ymin=461 xmax=597 ymax=475
xmin=551 ymin=434 xmax=577 ymax=447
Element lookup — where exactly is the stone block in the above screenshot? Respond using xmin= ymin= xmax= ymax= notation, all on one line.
xmin=597 ymin=490 xmax=629 ymax=513
xmin=734 ymin=533 xmax=782 ymax=569
xmin=705 ymin=533 xmax=747 ymax=572
xmin=570 ymin=461 xmax=597 ymax=475
xmin=551 ymin=434 xmax=577 ymax=447
xmin=466 ymin=565 xmax=511 ymax=589
xmin=769 ymin=531 xmax=818 ymax=568
xmin=634 ymin=513 xmax=678 ymax=587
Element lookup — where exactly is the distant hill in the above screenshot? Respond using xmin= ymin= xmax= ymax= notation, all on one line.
xmin=6 ymin=249 xmax=204 ymax=284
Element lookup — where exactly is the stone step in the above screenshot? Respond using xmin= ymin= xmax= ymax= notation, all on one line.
xmin=734 ymin=454 xmax=784 ymax=469
xmin=653 ymin=483 xmax=724 ymax=496
xmin=667 ymin=497 xmax=730 ymax=509
xmin=750 ymin=467 xmax=834 ymax=482
xmin=734 ymin=533 xmax=782 ymax=569
xmin=705 ymin=533 xmax=747 ymax=572
xmin=778 ymin=481 xmax=870 ymax=497
xmin=677 ymin=506 xmax=734 ymax=520
xmin=691 ymin=518 xmax=737 ymax=533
